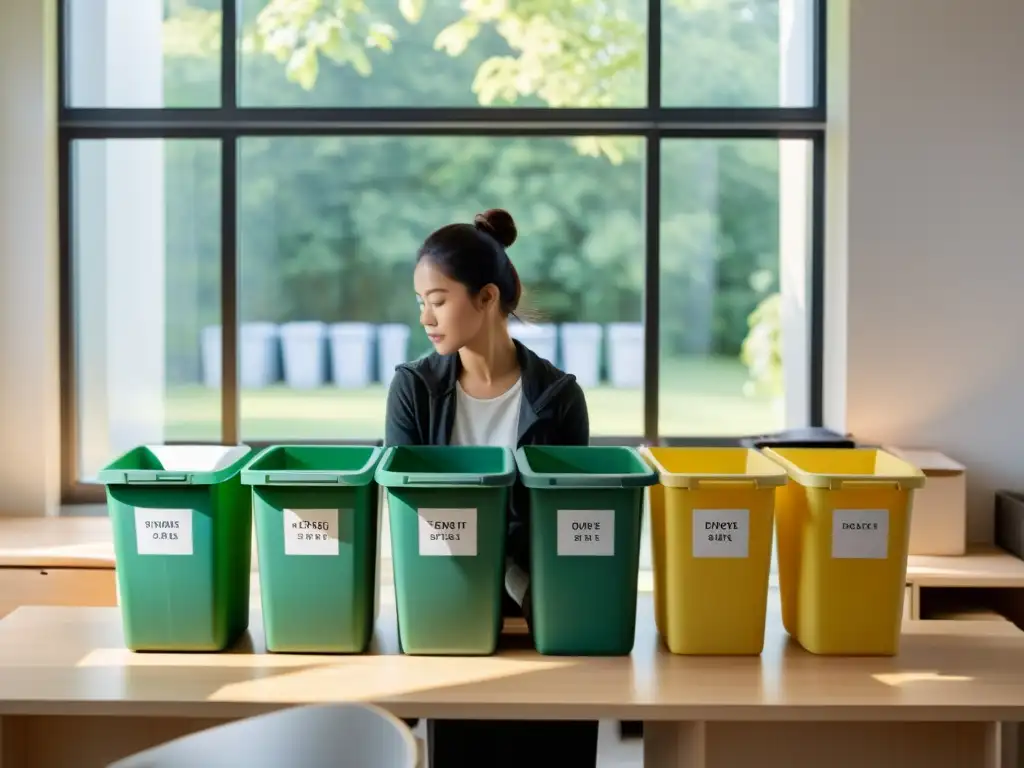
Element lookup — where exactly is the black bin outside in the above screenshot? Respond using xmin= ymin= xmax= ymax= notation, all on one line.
xmin=739 ymin=427 xmax=856 ymax=450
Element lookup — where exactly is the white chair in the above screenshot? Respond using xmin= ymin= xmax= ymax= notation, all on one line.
xmin=108 ymin=703 xmax=419 ymax=768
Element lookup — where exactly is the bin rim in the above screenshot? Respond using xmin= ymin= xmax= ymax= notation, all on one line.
xmin=637 ymin=445 xmax=787 ymax=489
xmin=515 ymin=445 xmax=657 ymax=490
xmin=240 ymin=444 xmax=383 ymax=487
xmin=374 ymin=446 xmax=517 ymax=489
xmin=761 ymin=447 xmax=927 ymax=491
xmin=96 ymin=444 xmax=254 ymax=486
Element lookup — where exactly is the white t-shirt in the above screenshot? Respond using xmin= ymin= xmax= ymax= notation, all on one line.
xmin=449 ymin=377 xmax=529 ymax=608
xmin=449 ymin=378 xmax=523 ymax=448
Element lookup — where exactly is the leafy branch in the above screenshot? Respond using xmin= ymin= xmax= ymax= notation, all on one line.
xmin=243 ymin=0 xmax=402 ymax=86
xmin=162 ymin=0 xmax=644 ymax=161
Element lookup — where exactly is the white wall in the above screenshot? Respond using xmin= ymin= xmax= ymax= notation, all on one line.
xmin=825 ymin=0 xmax=1024 ymax=542
xmin=0 ymin=0 xmax=60 ymax=516
xmin=0 ymin=0 xmax=167 ymax=514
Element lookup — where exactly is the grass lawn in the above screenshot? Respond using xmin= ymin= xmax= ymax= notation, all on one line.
xmin=165 ymin=356 xmax=781 ymax=441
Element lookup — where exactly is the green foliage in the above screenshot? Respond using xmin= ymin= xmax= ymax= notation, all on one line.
xmin=740 ymin=292 xmax=782 ymax=398
xmin=163 ymin=5 xmax=222 ymax=56
xmin=234 ymin=0 xmax=649 ymax=162
xmin=240 ymin=0 xmax=645 ymax=104
xmin=246 ymin=0 xmax=397 ymax=81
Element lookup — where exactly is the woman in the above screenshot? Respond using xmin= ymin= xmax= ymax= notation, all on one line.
xmin=385 ymin=208 xmax=598 ymax=767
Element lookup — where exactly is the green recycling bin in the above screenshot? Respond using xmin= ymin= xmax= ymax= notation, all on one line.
xmin=515 ymin=445 xmax=657 ymax=656
xmin=98 ymin=444 xmax=255 ymax=652
xmin=376 ymin=446 xmax=515 ymax=656
xmin=241 ymin=445 xmax=384 ymax=654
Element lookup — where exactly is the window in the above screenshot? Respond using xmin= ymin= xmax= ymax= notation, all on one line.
xmin=70 ymin=139 xmax=221 ymax=480
xmin=59 ymin=0 xmax=825 ymax=498
xmin=659 ymin=138 xmax=813 ymax=436
xmin=662 ymin=0 xmax=816 ymax=107
xmin=65 ymin=0 xmax=221 ymax=107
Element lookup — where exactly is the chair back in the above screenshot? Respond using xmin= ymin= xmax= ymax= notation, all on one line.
xmin=108 ymin=703 xmax=419 ymax=768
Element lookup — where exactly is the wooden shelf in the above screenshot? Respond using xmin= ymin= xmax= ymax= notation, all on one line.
xmin=907 ymin=545 xmax=1024 ymax=588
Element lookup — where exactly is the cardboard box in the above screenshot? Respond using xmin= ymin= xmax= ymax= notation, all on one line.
xmin=885 ymin=447 xmax=967 ymax=556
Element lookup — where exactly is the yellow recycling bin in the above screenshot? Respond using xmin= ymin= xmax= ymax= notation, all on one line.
xmin=641 ymin=447 xmax=787 ymax=655
xmin=763 ymin=447 xmax=926 ymax=656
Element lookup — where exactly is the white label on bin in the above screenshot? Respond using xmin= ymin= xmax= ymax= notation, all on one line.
xmin=557 ymin=509 xmax=614 ymax=556
xmin=832 ymin=509 xmax=889 ymax=559
xmin=692 ymin=509 xmax=749 ymax=558
xmin=419 ymin=508 xmax=477 ymax=556
xmin=135 ymin=508 xmax=193 ymax=556
xmin=284 ymin=509 xmax=343 ymax=556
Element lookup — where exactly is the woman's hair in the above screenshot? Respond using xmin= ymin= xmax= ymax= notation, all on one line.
xmin=416 ymin=208 xmax=523 ymax=316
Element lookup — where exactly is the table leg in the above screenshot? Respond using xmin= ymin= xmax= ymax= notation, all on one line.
xmin=1001 ymin=723 xmax=1021 ymax=768
xmin=0 ymin=716 xmax=8 ymax=768
xmin=644 ymin=720 xmax=1001 ymax=768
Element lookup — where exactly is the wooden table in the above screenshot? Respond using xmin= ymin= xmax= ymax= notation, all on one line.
xmin=909 ymin=547 xmax=1024 ymax=588
xmin=1 ymin=594 xmax=1023 ymax=768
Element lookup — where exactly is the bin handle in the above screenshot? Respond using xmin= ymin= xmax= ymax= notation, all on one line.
xmin=404 ymin=475 xmax=486 ymax=486
xmin=828 ymin=479 xmax=902 ymax=491
xmin=535 ymin=476 xmax=636 ymax=489
xmin=126 ymin=472 xmax=190 ymax=484
xmin=691 ymin=479 xmax=760 ymax=491
xmin=264 ymin=472 xmax=340 ymax=484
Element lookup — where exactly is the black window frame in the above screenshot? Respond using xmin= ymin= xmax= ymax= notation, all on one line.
xmin=58 ymin=0 xmax=828 ymax=504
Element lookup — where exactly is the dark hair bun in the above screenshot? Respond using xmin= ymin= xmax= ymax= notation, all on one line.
xmin=473 ymin=208 xmax=518 ymax=249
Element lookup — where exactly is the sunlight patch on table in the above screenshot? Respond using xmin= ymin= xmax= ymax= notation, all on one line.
xmin=206 ymin=656 xmax=576 ymax=703
xmin=873 ymin=671 xmax=974 ymax=686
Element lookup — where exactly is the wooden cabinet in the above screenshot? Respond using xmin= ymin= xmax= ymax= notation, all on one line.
xmin=0 ymin=517 xmax=117 ymax=619
xmin=0 ymin=567 xmax=116 ymax=619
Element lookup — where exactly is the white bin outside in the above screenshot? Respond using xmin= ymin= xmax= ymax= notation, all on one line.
xmin=606 ymin=322 xmax=643 ymax=389
xmin=377 ymin=324 xmax=411 ymax=388
xmin=280 ymin=321 xmax=327 ymax=389
xmin=510 ymin=321 xmax=558 ymax=364
xmin=329 ymin=322 xmax=374 ymax=389
xmin=559 ymin=323 xmax=602 ymax=388
xmin=201 ymin=325 xmax=221 ymax=388
xmin=201 ymin=323 xmax=279 ymax=389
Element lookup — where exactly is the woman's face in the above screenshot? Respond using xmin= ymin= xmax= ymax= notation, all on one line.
xmin=414 ymin=260 xmax=498 ymax=355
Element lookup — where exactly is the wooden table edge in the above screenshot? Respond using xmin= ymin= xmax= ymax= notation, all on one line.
xmin=2 ymin=700 xmax=1023 ymax=723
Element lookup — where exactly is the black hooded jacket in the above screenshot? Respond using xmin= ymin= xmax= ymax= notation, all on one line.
xmin=383 ymin=339 xmax=590 ymax=574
